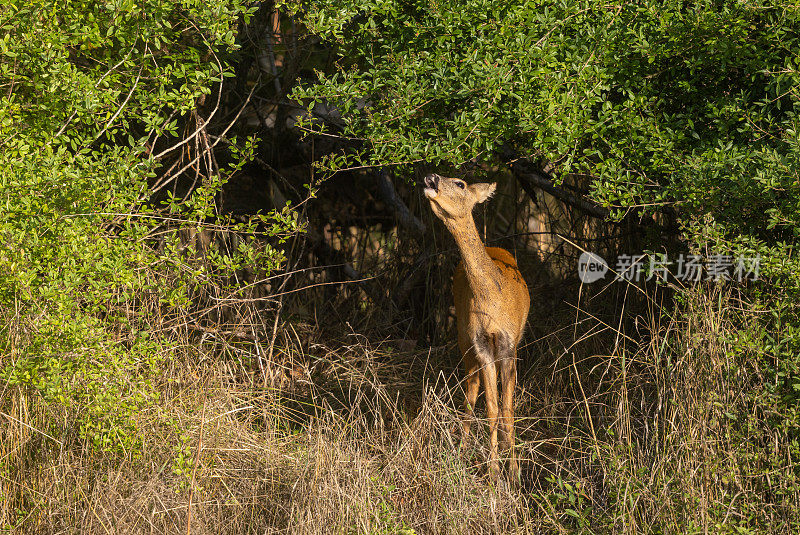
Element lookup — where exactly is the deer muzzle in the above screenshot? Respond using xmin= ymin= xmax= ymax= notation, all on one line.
xmin=423 ymin=173 xmax=439 ymax=199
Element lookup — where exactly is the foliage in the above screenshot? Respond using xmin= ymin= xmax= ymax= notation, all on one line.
xmin=288 ymin=0 xmax=800 ymax=234
xmin=0 ymin=0 xmax=299 ymax=453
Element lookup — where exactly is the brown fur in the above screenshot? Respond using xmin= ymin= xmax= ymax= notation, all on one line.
xmin=424 ymin=174 xmax=530 ymax=479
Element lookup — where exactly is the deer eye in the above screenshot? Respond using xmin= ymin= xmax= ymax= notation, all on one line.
xmin=456 ymin=181 xmax=465 ymax=189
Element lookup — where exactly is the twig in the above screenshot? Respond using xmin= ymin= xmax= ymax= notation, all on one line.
xmin=150 ymin=81 xmax=257 ymax=194
xmin=152 ymin=27 xmax=226 ymax=160
xmin=0 ymin=410 xmax=63 ymax=446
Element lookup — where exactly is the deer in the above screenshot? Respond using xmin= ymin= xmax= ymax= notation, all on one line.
xmin=423 ymin=173 xmax=530 ymax=480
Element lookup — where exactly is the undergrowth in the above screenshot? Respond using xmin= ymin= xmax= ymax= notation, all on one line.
xmin=3 ymin=279 xmax=800 ymax=533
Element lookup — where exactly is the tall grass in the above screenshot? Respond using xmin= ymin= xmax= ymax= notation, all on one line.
xmin=4 ymin=273 xmax=797 ymax=533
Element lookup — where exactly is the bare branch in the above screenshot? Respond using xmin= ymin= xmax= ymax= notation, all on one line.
xmin=500 ymin=148 xmax=609 ymax=219
xmin=375 ymin=169 xmax=426 ymax=239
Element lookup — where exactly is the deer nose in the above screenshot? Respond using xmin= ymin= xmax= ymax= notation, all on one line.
xmin=423 ymin=173 xmax=439 ymax=190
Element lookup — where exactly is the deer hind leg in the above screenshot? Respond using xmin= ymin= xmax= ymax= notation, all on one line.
xmin=499 ymin=348 xmax=519 ymax=480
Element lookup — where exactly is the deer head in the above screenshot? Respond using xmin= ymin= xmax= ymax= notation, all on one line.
xmin=423 ymin=173 xmax=496 ymax=223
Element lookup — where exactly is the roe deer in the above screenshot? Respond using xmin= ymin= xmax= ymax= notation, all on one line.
xmin=423 ymin=173 xmax=530 ymax=479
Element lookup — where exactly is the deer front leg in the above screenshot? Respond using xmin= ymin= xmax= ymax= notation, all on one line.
xmin=461 ymin=354 xmax=481 ymax=446
xmin=479 ymin=356 xmax=500 ymax=479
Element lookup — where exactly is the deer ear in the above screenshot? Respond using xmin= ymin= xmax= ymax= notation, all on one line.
xmin=471 ymin=182 xmax=496 ymax=204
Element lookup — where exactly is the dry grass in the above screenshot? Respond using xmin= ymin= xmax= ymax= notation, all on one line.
xmin=4 ymin=277 xmax=800 ymax=533
xmin=2 ymin=323 xmax=540 ymax=534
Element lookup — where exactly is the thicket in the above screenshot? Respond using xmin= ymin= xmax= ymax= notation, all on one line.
xmin=0 ymin=0 xmax=298 ymax=453
xmin=2 ymin=0 xmax=800 ymax=533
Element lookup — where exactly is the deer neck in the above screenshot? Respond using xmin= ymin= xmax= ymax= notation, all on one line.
xmin=445 ymin=215 xmax=502 ymax=298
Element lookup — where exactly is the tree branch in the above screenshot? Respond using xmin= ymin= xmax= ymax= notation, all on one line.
xmin=375 ymin=168 xmax=426 ymax=239
xmin=500 ymin=149 xmax=609 ymax=219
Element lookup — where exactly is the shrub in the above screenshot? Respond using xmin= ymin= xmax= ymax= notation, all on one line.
xmin=0 ymin=0 xmax=299 ymax=452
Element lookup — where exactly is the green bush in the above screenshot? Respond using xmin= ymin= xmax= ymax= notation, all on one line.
xmin=289 ymin=0 xmax=798 ymax=232
xmin=0 ymin=0 xmax=299 ymax=453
